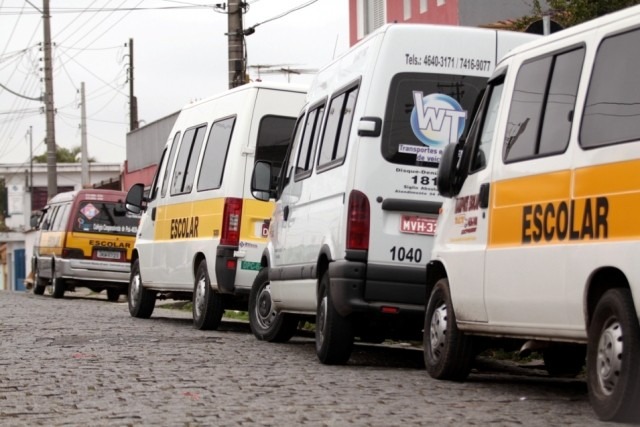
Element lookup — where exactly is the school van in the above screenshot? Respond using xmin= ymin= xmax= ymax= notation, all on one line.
xmin=249 ymin=24 xmax=539 ymax=364
xmin=424 ymin=6 xmax=640 ymax=422
xmin=32 ymin=189 xmax=140 ymax=301
xmin=124 ymin=82 xmax=306 ymax=330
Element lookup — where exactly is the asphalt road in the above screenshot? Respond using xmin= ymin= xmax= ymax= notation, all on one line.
xmin=0 ymin=290 xmax=609 ymax=426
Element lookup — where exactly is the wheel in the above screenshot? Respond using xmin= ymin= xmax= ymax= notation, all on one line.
xmin=128 ymin=259 xmax=156 ymax=318
xmin=50 ymin=270 xmax=65 ymax=299
xmin=192 ymin=260 xmax=224 ymax=330
xmin=249 ymin=268 xmax=299 ymax=342
xmin=423 ymin=278 xmax=474 ymax=381
xmin=106 ymin=288 xmax=120 ymax=302
xmin=587 ymin=288 xmax=640 ymax=422
xmin=543 ymin=343 xmax=585 ymax=377
xmin=315 ymin=271 xmax=354 ymax=365
xmin=33 ymin=265 xmax=46 ymax=295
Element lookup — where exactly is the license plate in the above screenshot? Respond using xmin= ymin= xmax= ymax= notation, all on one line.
xmin=96 ymin=250 xmax=121 ymax=260
xmin=400 ymin=215 xmax=437 ymax=236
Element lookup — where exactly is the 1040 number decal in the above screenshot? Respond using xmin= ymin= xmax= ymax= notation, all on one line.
xmin=389 ymin=246 xmax=423 ymax=263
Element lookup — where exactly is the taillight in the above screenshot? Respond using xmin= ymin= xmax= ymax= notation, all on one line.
xmin=221 ymin=197 xmax=243 ymax=246
xmin=346 ymin=190 xmax=370 ymax=250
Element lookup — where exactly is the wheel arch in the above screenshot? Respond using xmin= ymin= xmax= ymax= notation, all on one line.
xmin=192 ymin=251 xmax=206 ymax=279
xmin=585 ymin=266 xmax=632 ymax=329
xmin=259 ymin=248 xmax=270 ymax=269
xmin=426 ymin=260 xmax=447 ymax=302
xmin=315 ymin=245 xmax=333 ymax=298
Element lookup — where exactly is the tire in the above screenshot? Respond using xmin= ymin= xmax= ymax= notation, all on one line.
xmin=315 ymin=271 xmax=354 ymax=365
xmin=587 ymin=288 xmax=640 ymax=422
xmin=50 ymin=270 xmax=65 ymax=299
xmin=33 ymin=265 xmax=46 ymax=295
xmin=543 ymin=344 xmax=585 ymax=377
xmin=249 ymin=268 xmax=299 ymax=342
xmin=192 ymin=260 xmax=224 ymax=331
xmin=128 ymin=259 xmax=156 ymax=319
xmin=423 ymin=278 xmax=474 ymax=381
xmin=106 ymin=288 xmax=120 ymax=302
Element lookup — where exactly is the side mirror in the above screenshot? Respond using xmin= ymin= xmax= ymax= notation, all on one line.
xmin=251 ymin=160 xmax=273 ymax=201
xmin=30 ymin=213 xmax=41 ymax=229
xmin=358 ymin=117 xmax=382 ymax=137
xmin=437 ymin=143 xmax=462 ymax=198
xmin=125 ymin=183 xmax=146 ymax=214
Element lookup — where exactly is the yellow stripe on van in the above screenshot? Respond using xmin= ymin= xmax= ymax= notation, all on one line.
xmin=65 ymin=231 xmax=136 ymax=259
xmin=154 ymin=198 xmax=274 ymax=242
xmin=489 ymin=161 xmax=640 ymax=248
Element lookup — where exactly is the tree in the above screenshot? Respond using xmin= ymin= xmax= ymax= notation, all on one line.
xmin=513 ymin=0 xmax=640 ymax=31
xmin=32 ymin=145 xmax=96 ymax=163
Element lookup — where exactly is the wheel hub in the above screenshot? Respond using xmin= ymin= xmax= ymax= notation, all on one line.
xmin=596 ymin=319 xmax=624 ymax=396
xmin=256 ymin=285 xmax=274 ymax=328
xmin=317 ymin=295 xmax=328 ymax=346
xmin=195 ymin=277 xmax=207 ymax=318
xmin=429 ymin=303 xmax=448 ymax=361
xmin=130 ymin=274 xmax=141 ymax=304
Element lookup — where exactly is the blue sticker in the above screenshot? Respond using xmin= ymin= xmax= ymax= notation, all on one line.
xmin=410 ymin=92 xmax=467 ymax=147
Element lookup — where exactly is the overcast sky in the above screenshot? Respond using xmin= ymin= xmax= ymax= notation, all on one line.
xmin=0 ymin=0 xmax=349 ymax=166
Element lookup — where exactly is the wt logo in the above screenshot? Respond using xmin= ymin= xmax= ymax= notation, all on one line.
xmin=410 ymin=92 xmax=467 ymax=147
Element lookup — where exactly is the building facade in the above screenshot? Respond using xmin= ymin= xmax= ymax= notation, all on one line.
xmin=349 ymin=0 xmax=549 ymax=45
xmin=0 ymin=162 xmax=121 ymax=291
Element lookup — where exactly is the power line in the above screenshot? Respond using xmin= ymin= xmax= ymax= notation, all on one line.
xmin=0 ymin=4 xmax=218 ymax=15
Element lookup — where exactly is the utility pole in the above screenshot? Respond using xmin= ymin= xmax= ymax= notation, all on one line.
xmin=128 ymin=38 xmax=138 ymax=131
xmin=227 ymin=0 xmax=246 ymax=88
xmin=80 ymin=82 xmax=89 ymax=188
xmin=29 ymin=126 xmax=33 ymax=193
xmin=43 ymin=0 xmax=58 ymax=200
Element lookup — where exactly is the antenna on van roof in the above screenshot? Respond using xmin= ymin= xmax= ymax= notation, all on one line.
xmin=248 ymin=64 xmax=317 ymax=83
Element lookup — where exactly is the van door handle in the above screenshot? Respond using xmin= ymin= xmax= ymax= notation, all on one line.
xmin=479 ymin=183 xmax=490 ymax=209
xmin=283 ymin=205 xmax=290 ymax=221
xmin=151 ymin=207 xmax=156 ymax=221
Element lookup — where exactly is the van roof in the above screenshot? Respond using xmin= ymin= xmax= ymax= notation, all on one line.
xmin=46 ymin=188 xmax=127 ymax=205
xmin=182 ymin=81 xmax=308 ymax=111
xmin=501 ymin=4 xmax=640 ymax=62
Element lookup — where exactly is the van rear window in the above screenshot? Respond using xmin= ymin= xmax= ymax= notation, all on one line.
xmin=73 ymin=201 xmax=140 ymax=236
xmin=382 ymin=72 xmax=486 ymax=168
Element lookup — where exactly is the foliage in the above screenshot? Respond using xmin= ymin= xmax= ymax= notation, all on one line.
xmin=33 ymin=145 xmax=96 ymax=163
xmin=512 ymin=0 xmax=640 ymax=31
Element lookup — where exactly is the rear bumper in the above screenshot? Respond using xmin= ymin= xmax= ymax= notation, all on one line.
xmin=328 ymin=260 xmax=426 ymax=317
xmin=58 ymin=259 xmax=130 ymax=284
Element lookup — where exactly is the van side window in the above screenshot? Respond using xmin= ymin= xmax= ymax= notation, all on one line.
xmin=171 ymin=124 xmax=207 ymax=195
xmin=52 ymin=203 xmax=69 ymax=231
xmin=41 ymin=207 xmax=53 ymax=230
xmin=317 ymin=85 xmax=359 ymax=170
xmin=504 ymin=47 xmax=584 ymax=162
xmin=279 ymin=114 xmax=305 ymax=194
xmin=182 ymin=125 xmax=206 ymax=194
xmin=581 ymin=28 xmax=640 ymax=148
xmin=468 ymin=78 xmax=505 ymax=173
xmin=197 ymin=117 xmax=236 ymax=191
xmin=295 ymin=103 xmax=325 ymax=179
xmin=161 ymin=132 xmax=180 ymax=198
xmin=148 ymin=147 xmax=167 ymax=201
xmin=255 ymin=115 xmax=297 ymax=181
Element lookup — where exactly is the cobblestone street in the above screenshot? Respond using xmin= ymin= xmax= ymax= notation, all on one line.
xmin=0 ymin=290 xmax=608 ymax=426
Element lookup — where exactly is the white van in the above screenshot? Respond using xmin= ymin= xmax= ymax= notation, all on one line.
xmin=424 ymin=6 xmax=640 ymax=422
xmin=249 ymin=24 xmax=539 ymax=364
xmin=125 ymin=82 xmax=306 ymax=329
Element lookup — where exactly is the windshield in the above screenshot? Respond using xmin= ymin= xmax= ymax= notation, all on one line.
xmin=73 ymin=201 xmax=140 ymax=236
